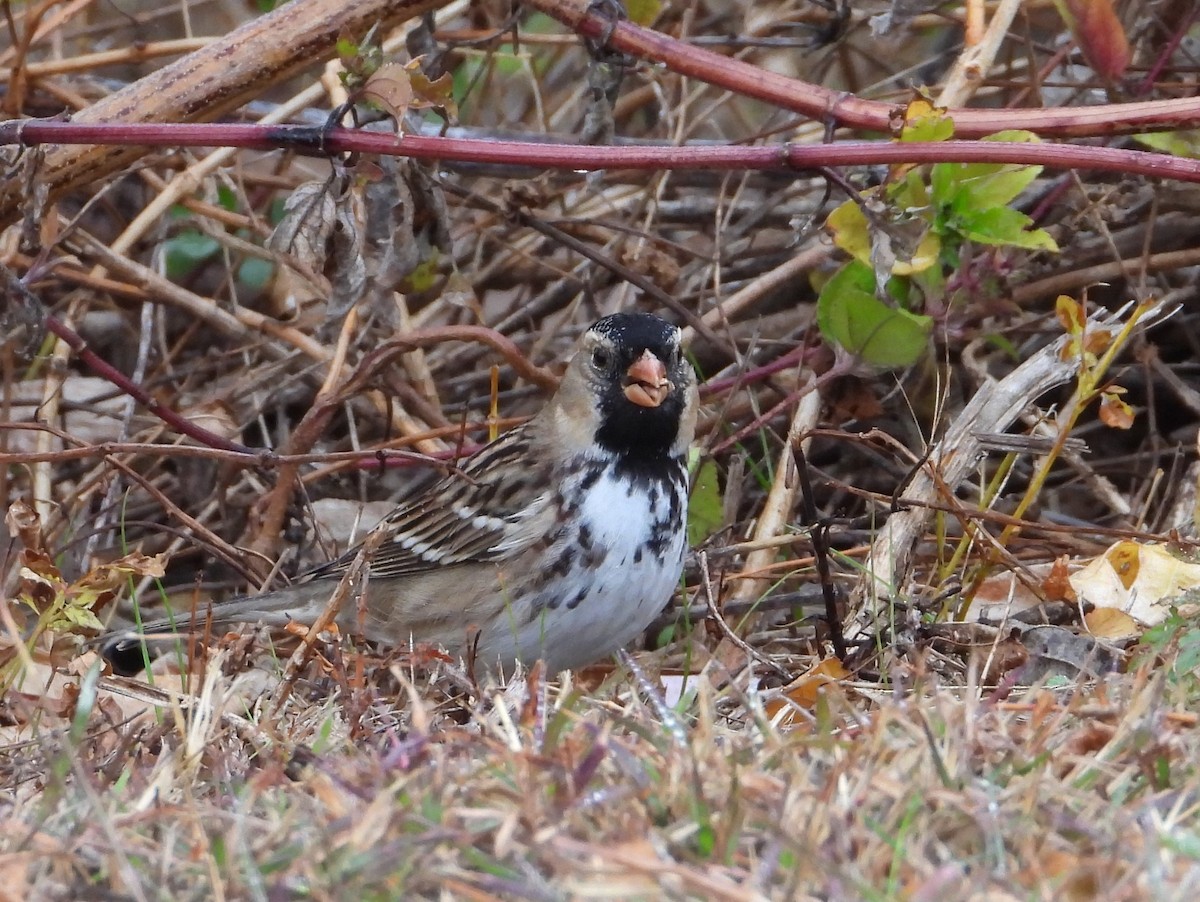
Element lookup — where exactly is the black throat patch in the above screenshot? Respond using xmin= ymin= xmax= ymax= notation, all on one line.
xmin=589 ymin=313 xmax=688 ymax=464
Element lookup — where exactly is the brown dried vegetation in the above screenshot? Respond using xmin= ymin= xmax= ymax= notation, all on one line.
xmin=3 ymin=0 xmax=1200 ymax=897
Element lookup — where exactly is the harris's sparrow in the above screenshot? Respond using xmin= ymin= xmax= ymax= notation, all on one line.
xmin=105 ymin=312 xmax=698 ymax=675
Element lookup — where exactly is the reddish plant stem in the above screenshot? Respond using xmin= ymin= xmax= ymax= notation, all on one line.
xmin=700 ymin=346 xmax=809 ymax=399
xmin=1139 ymin=8 xmax=1197 ymax=95
xmin=3 ymin=121 xmax=1199 ymax=182
xmin=524 ymin=0 xmax=1200 ymax=139
xmin=42 ymin=314 xmax=254 ymax=454
xmin=28 ymin=314 xmax=560 ymax=463
xmin=0 ymin=0 xmax=446 ymax=226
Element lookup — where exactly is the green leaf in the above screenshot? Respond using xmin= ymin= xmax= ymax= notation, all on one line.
xmin=959 ymin=205 xmax=1058 ymax=251
xmin=69 ymin=660 xmax=102 ymax=743
xmin=401 ymin=252 xmax=441 ymax=293
xmin=654 ymin=622 xmax=676 ymax=647
xmin=237 ymin=257 xmax=274 ymax=291
xmin=216 ymin=184 xmax=238 ymax=211
xmin=984 ymin=129 xmax=1042 ymax=144
xmin=687 ymin=458 xmax=723 ymax=547
xmin=931 ymin=133 xmax=1045 ymax=220
xmin=889 ymin=169 xmax=931 ymax=213
xmin=899 ymin=99 xmax=955 ymax=143
xmin=165 ymin=230 xmax=220 ymax=279
xmin=518 ymin=12 xmax=559 ymax=34
xmin=1135 ymin=130 xmax=1200 ymax=158
xmin=61 ymin=604 xmax=104 ymax=632
xmin=625 ymin=0 xmax=662 ymax=25
xmin=1176 ymin=629 xmax=1200 ymax=675
xmin=960 ymin=164 xmax=1043 ymax=210
xmin=268 ymin=196 xmax=288 ymax=225
xmin=982 ymin=331 xmax=1021 ymax=361
xmin=817 ymin=261 xmax=933 ymax=369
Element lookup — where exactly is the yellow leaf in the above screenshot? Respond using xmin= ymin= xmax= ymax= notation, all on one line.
xmin=1055 ymin=294 xmax=1085 ymax=334
xmin=624 ymin=0 xmax=662 ymax=26
xmin=890 ymin=231 xmax=941 ymax=275
xmin=1084 ymin=607 xmax=1138 ymax=639
xmin=826 ymin=199 xmax=871 ymax=266
xmin=1071 ymin=541 xmax=1200 ymax=626
xmin=781 ymin=657 xmax=850 ymax=709
xmin=1108 ymin=540 xmax=1141 ymax=589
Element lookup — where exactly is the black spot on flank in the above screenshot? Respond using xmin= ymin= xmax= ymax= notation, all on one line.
xmin=567 ymin=587 xmax=589 ymax=610
xmin=577 ymin=523 xmax=593 ymax=551
xmin=582 ymin=542 xmax=605 ymax=569
xmin=550 ymin=546 xmax=577 ymax=578
xmin=633 ymin=546 xmax=643 ymax=564
xmin=667 ymin=484 xmax=681 ymax=521
xmin=647 ymin=526 xmax=672 ymax=557
xmin=577 ymin=464 xmax=604 ymax=492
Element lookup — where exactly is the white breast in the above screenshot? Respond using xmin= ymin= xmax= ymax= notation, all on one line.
xmin=476 ymin=459 xmax=688 ymax=673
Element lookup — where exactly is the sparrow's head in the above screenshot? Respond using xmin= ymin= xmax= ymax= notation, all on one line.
xmin=554 ymin=312 xmax=698 ymax=461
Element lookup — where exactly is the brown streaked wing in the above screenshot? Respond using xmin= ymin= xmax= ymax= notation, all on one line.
xmin=304 ymin=427 xmax=548 ymax=582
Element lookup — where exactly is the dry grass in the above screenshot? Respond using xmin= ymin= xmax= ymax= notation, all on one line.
xmin=4 ymin=0 xmax=1200 ymax=898
xmin=7 ymin=651 xmax=1200 ymax=899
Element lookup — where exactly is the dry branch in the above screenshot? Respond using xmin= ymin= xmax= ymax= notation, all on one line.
xmin=845 ymin=301 xmax=1175 ymax=643
xmin=0 ymin=0 xmax=447 ymax=225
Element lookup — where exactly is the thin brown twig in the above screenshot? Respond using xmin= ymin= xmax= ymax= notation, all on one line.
xmin=104 ymin=456 xmax=275 ymax=588
xmin=697 ymin=551 xmax=792 ymax=681
xmin=0 ymin=423 xmax=479 ymax=471
xmin=44 ymin=314 xmax=252 ymax=455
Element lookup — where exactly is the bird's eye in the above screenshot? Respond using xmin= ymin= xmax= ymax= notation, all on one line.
xmin=592 ymin=348 xmax=611 ymax=369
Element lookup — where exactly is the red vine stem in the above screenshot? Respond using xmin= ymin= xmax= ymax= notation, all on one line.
xmin=524 ymin=0 xmax=1200 ymax=139
xmin=2 ymin=122 xmax=1198 ymax=183
xmin=42 ymin=314 xmax=255 ymax=454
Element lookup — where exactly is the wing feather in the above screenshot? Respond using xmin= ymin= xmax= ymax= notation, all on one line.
xmin=305 ymin=426 xmax=553 ymax=582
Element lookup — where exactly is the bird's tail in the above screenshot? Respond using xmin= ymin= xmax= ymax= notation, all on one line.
xmin=99 ymin=581 xmax=340 ymax=670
